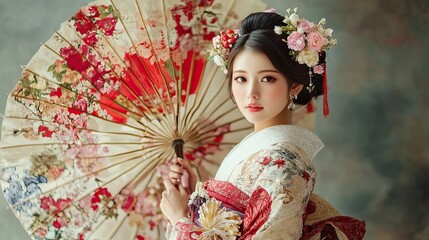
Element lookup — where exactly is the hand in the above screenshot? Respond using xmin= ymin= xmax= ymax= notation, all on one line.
xmin=160 ymin=178 xmax=189 ymax=225
xmin=169 ymin=158 xmax=197 ymax=193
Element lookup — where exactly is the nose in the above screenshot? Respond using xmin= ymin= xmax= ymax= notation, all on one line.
xmin=247 ymin=81 xmax=260 ymax=99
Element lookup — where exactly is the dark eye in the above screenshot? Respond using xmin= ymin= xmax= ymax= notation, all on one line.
xmin=234 ymin=76 xmax=246 ymax=83
xmin=261 ymin=76 xmax=276 ymax=83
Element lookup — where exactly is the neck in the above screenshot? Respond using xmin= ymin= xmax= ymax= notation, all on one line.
xmin=254 ymin=108 xmax=293 ymax=132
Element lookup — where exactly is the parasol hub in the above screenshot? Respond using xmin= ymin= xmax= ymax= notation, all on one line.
xmin=172 ymin=139 xmax=185 ymax=158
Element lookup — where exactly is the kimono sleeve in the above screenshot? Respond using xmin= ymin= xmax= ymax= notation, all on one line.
xmin=240 ymin=145 xmax=316 ymax=240
xmin=166 ymin=217 xmax=201 ymax=240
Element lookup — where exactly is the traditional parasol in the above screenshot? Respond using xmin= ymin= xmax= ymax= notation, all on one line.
xmin=0 ymin=0 xmax=269 ymax=239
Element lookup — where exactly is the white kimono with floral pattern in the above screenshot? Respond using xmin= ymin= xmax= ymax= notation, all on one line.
xmin=167 ymin=125 xmax=327 ymax=240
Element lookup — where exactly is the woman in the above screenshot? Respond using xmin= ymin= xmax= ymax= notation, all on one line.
xmin=160 ymin=10 xmax=365 ymax=240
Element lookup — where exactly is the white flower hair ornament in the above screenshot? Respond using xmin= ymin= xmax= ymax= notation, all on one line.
xmin=276 ymin=8 xmax=337 ymax=117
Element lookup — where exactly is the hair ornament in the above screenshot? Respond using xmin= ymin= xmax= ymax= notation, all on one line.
xmin=208 ymin=29 xmax=239 ymax=74
xmin=263 ymin=8 xmax=277 ymax=13
xmin=274 ymin=8 xmax=336 ymax=74
xmin=275 ymin=8 xmax=336 ymax=117
xmin=208 ymin=8 xmax=336 ymax=117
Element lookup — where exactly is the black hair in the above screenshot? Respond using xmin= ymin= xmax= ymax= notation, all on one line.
xmin=226 ymin=12 xmax=325 ymax=105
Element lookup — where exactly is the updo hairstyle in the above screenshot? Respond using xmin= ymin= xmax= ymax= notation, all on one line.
xmin=226 ymin=12 xmax=325 ymax=105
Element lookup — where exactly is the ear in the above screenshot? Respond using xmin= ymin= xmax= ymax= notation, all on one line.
xmin=290 ymin=83 xmax=304 ymax=96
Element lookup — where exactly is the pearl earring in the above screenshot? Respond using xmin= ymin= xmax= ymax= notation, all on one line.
xmin=288 ymin=95 xmax=296 ymax=110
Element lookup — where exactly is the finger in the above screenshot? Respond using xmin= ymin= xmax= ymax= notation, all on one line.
xmin=178 ymin=158 xmax=192 ymax=171
xmin=169 ymin=164 xmax=184 ymax=174
xmin=169 ymin=172 xmax=182 ymax=181
xmin=177 ymin=157 xmax=185 ymax=164
xmin=181 ymin=171 xmax=189 ymax=188
xmin=163 ymin=179 xmax=175 ymax=191
xmin=170 ymin=178 xmax=181 ymax=187
xmin=171 ymin=158 xmax=179 ymax=164
xmin=178 ymin=184 xmax=188 ymax=196
xmin=169 ymin=176 xmax=181 ymax=182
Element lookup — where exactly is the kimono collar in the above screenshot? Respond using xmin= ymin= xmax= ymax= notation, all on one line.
xmin=215 ymin=125 xmax=324 ymax=181
xmin=254 ymin=125 xmax=324 ymax=160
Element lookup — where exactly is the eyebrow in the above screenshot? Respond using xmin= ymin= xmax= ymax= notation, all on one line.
xmin=233 ymin=69 xmax=280 ymax=74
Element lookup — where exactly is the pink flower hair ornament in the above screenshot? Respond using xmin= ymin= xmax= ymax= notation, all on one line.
xmin=275 ymin=8 xmax=337 ymax=117
xmin=208 ymin=8 xmax=337 ymax=117
xmin=275 ymin=8 xmax=336 ymax=73
xmin=263 ymin=8 xmax=277 ymax=13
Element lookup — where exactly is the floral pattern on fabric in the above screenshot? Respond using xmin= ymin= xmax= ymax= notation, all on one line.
xmin=168 ymin=126 xmax=365 ymax=240
xmin=1 ymin=1 xmax=262 ymax=239
xmin=185 ymin=181 xmax=243 ymax=239
xmin=169 ymin=142 xmax=316 ymax=240
xmin=194 ymin=198 xmax=242 ymax=239
xmin=235 ymin=143 xmax=315 ymax=239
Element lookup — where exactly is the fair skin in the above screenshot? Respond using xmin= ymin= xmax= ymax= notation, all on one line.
xmin=231 ymin=48 xmax=303 ymax=131
xmin=160 ymin=177 xmax=189 ymax=225
xmin=160 ymin=158 xmax=197 ymax=225
xmin=160 ymin=47 xmax=303 ymax=225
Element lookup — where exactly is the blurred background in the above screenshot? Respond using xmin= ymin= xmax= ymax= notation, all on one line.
xmin=0 ymin=0 xmax=428 ymax=239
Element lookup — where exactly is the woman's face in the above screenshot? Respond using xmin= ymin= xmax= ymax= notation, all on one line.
xmin=231 ymin=48 xmax=293 ymax=130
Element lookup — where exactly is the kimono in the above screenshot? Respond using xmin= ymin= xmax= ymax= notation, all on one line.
xmin=167 ymin=125 xmax=365 ymax=240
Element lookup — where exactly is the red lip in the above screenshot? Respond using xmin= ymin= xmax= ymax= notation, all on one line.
xmin=246 ymin=104 xmax=264 ymax=112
